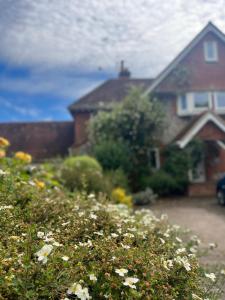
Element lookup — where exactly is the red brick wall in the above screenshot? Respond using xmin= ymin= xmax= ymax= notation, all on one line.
xmin=0 ymin=121 xmax=74 ymax=160
xmin=197 ymin=121 xmax=225 ymax=140
xmin=74 ymin=112 xmax=91 ymax=147
xmin=157 ymin=32 xmax=225 ymax=92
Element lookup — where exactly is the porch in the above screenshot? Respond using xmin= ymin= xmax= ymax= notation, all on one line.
xmin=175 ymin=111 xmax=225 ymax=196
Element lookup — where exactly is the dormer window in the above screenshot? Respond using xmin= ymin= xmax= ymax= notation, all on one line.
xmin=204 ymin=41 xmax=218 ymax=62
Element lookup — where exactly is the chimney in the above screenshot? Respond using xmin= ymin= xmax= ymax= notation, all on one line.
xmin=118 ymin=60 xmax=131 ymax=78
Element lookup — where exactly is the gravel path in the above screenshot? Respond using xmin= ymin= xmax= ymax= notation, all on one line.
xmin=150 ymin=197 xmax=225 ymax=265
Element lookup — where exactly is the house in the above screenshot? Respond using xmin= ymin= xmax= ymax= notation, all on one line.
xmin=1 ymin=21 xmax=225 ymax=196
xmin=69 ymin=22 xmax=225 ymax=197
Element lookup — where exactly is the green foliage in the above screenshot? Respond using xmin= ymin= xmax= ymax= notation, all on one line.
xmin=133 ymin=188 xmax=157 ymax=206
xmin=61 ymin=155 xmax=103 ymax=193
xmin=89 ymin=88 xmax=164 ymax=191
xmin=93 ymin=140 xmax=131 ymax=172
xmin=144 ymin=170 xmax=179 ymax=196
xmin=0 ymin=150 xmax=223 ymax=299
xmin=103 ymin=169 xmax=129 ymax=194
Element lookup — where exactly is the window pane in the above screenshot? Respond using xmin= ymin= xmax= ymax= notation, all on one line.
xmin=193 ymin=93 xmax=209 ymax=108
xmin=180 ymin=95 xmax=187 ymax=110
xmin=217 ymin=92 xmax=225 ymax=108
xmin=204 ymin=41 xmax=217 ymax=61
xmin=207 ymin=42 xmax=215 ymax=59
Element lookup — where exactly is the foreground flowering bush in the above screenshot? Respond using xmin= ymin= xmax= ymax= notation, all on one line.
xmin=0 ymin=145 xmax=223 ymax=299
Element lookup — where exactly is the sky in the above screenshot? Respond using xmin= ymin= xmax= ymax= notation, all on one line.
xmin=0 ymin=0 xmax=225 ymax=122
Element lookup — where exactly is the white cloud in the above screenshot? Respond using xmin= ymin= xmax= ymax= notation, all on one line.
xmin=0 ymin=96 xmax=40 ymax=117
xmin=0 ymin=0 xmax=225 ymax=77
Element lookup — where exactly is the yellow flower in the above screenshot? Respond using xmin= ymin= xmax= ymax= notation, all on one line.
xmin=15 ymin=151 xmax=32 ymax=163
xmin=35 ymin=180 xmax=46 ymax=189
xmin=0 ymin=150 xmax=6 ymax=158
xmin=111 ymin=188 xmax=133 ymax=207
xmin=0 ymin=137 xmax=10 ymax=148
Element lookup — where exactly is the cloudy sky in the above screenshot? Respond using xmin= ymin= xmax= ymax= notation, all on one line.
xmin=0 ymin=0 xmax=225 ymax=122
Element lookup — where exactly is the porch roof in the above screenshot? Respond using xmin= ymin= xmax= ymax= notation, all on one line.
xmin=175 ymin=111 xmax=225 ymax=148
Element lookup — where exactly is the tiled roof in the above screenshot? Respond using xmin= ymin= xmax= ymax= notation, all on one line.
xmin=69 ymin=78 xmax=154 ymax=113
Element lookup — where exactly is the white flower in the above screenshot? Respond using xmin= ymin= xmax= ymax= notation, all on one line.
xmin=94 ymin=231 xmax=103 ymax=236
xmin=123 ymin=277 xmax=139 ymax=289
xmin=62 ymin=256 xmax=69 ymax=261
xmin=123 ymin=233 xmax=134 ymax=238
xmin=88 ymin=193 xmax=95 ymax=199
xmin=176 ymin=248 xmax=186 ymax=254
xmin=121 ymin=243 xmax=130 ymax=249
xmin=0 ymin=169 xmax=8 ymax=175
xmin=35 ymin=244 xmax=53 ymax=264
xmin=176 ymin=237 xmax=182 ymax=243
xmin=192 ymin=293 xmax=203 ymax=300
xmin=0 ymin=205 xmax=13 ymax=211
xmin=115 ymin=268 xmax=128 ymax=277
xmin=90 ymin=213 xmax=97 ymax=220
xmin=175 ymin=256 xmax=191 ymax=271
xmin=111 ymin=233 xmax=119 ymax=238
xmin=221 ymin=269 xmax=225 ymax=275
xmin=190 ymin=246 xmax=198 ymax=253
xmin=159 ymin=238 xmax=165 ymax=244
xmin=37 ymin=231 xmax=45 ymax=238
xmin=89 ymin=273 xmax=97 ymax=282
xmin=53 ymin=241 xmax=63 ymax=247
xmin=209 ymin=242 xmax=217 ymax=250
xmin=67 ymin=283 xmax=91 ymax=300
xmin=205 ymin=273 xmax=216 ymax=282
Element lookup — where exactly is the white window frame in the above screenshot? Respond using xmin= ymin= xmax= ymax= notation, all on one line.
xmin=214 ymin=91 xmax=225 ymax=113
xmin=177 ymin=92 xmax=212 ymax=116
xmin=204 ymin=41 xmax=218 ymax=62
xmin=192 ymin=92 xmax=212 ymax=112
xmin=149 ymin=148 xmax=160 ymax=170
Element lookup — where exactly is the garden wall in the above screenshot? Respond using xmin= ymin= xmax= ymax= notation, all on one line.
xmin=0 ymin=121 xmax=74 ymax=160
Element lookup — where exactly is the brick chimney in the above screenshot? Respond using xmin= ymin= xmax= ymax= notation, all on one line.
xmin=118 ymin=60 xmax=131 ymax=78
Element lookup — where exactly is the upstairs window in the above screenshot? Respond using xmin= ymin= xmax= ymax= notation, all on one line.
xmin=193 ymin=92 xmax=210 ymax=109
xmin=178 ymin=94 xmax=189 ymax=115
xmin=215 ymin=92 xmax=225 ymax=110
xmin=204 ymin=41 xmax=218 ymax=62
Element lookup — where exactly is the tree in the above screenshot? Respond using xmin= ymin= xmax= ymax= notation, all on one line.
xmin=89 ymin=88 xmax=164 ymax=191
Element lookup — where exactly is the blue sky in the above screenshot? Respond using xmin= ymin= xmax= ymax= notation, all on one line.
xmin=0 ymin=0 xmax=225 ymax=122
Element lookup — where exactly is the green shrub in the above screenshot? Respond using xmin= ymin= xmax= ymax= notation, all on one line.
xmin=144 ymin=170 xmax=178 ymax=196
xmin=133 ymin=188 xmax=157 ymax=206
xmin=103 ymin=169 xmax=129 ymax=194
xmin=61 ymin=155 xmax=103 ymax=192
xmin=0 ymin=143 xmax=223 ymax=300
xmin=93 ymin=140 xmax=131 ymax=172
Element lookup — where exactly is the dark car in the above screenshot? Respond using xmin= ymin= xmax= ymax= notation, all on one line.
xmin=216 ymin=176 xmax=225 ymax=205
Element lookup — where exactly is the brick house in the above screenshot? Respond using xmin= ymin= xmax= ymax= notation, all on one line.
xmin=1 ymin=22 xmax=225 ymax=196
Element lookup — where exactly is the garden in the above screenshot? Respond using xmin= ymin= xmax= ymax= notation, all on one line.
xmin=0 ymin=89 xmax=224 ymax=299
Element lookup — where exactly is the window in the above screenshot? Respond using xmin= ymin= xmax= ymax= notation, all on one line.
xmin=193 ymin=92 xmax=209 ymax=109
xmin=177 ymin=94 xmax=189 ymax=115
xmin=215 ymin=92 xmax=225 ymax=110
xmin=180 ymin=94 xmax=187 ymax=110
xmin=204 ymin=41 xmax=218 ymax=62
xmin=149 ymin=148 xmax=160 ymax=170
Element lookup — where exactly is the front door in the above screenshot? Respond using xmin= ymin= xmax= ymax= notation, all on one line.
xmin=189 ymin=158 xmax=206 ymax=183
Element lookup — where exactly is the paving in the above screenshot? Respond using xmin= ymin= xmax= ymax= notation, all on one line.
xmin=150 ymin=197 xmax=225 ymax=265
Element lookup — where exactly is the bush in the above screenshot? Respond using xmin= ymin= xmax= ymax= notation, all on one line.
xmin=93 ymin=140 xmax=131 ymax=173
xmin=133 ymin=188 xmax=157 ymax=206
xmin=0 ymin=138 xmax=223 ymax=299
xmin=61 ymin=155 xmax=103 ymax=193
xmin=89 ymin=88 xmax=164 ymax=191
xmin=111 ymin=187 xmax=133 ymax=207
xmin=144 ymin=170 xmax=178 ymax=196
xmin=103 ymin=169 xmax=129 ymax=194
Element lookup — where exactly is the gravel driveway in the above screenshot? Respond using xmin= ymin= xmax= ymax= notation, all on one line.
xmin=150 ymin=197 xmax=225 ymax=265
